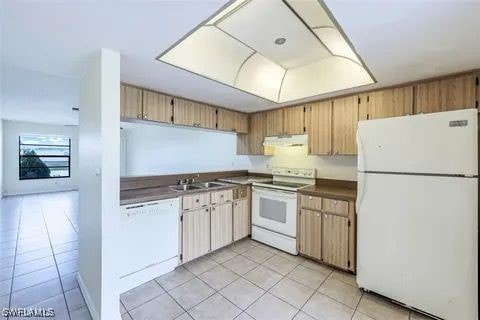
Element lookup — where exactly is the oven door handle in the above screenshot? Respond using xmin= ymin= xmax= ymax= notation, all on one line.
xmin=252 ymin=186 xmax=297 ymax=197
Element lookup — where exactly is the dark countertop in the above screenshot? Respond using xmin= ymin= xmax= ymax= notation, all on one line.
xmin=298 ymin=184 xmax=357 ymax=201
xmin=217 ymin=175 xmax=272 ymax=185
xmin=120 ymin=183 xmax=238 ymax=206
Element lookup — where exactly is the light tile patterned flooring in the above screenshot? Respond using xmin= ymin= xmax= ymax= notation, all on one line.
xmin=121 ymin=240 xmax=435 ymax=320
xmin=1 ymin=191 xmax=89 ymax=320
xmin=1 ymin=191 xmax=434 ymax=320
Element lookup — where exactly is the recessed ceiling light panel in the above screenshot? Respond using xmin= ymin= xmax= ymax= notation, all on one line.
xmin=157 ymin=0 xmax=375 ymax=103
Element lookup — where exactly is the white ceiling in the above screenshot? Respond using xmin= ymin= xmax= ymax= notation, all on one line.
xmin=1 ymin=0 xmax=480 ymax=125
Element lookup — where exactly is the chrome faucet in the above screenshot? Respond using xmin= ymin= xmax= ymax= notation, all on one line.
xmin=189 ymin=174 xmax=200 ymax=184
xmin=177 ymin=177 xmax=188 ymax=185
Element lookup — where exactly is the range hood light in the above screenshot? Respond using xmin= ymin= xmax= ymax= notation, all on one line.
xmin=263 ymin=134 xmax=308 ymax=147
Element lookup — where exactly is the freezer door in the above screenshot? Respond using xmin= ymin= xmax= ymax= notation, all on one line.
xmin=357 ymin=108 xmax=478 ymax=176
xmin=356 ymin=172 xmax=478 ymax=320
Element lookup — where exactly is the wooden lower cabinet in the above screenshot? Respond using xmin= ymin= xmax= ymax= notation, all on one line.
xmin=210 ymin=203 xmax=233 ymax=251
xmin=233 ymin=199 xmax=249 ymax=241
xmin=322 ymin=213 xmax=349 ymax=270
xmin=182 ymin=207 xmax=211 ymax=263
xmin=298 ymin=209 xmax=322 ymax=260
xmin=298 ymin=195 xmax=356 ymax=272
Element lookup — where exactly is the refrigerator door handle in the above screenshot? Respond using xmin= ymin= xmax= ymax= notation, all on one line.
xmin=356 ymin=173 xmax=366 ymax=214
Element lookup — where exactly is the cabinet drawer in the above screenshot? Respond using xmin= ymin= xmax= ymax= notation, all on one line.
xmin=211 ymin=189 xmax=233 ymax=205
xmin=233 ymin=186 xmax=248 ymax=200
xmin=183 ymin=193 xmax=210 ymax=211
xmin=300 ymin=195 xmax=322 ymax=210
xmin=323 ymin=198 xmax=349 ymax=216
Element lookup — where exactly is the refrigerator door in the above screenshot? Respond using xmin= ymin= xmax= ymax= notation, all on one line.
xmin=357 ymin=108 xmax=478 ymax=176
xmin=356 ymin=172 xmax=478 ymax=320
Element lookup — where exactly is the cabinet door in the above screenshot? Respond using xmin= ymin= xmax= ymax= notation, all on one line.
xmin=249 ymin=113 xmax=267 ymax=155
xmin=143 ymin=90 xmax=172 ymax=123
xmin=217 ymin=108 xmax=236 ymax=132
xmin=265 ymin=109 xmax=284 ymax=136
xmin=298 ymin=209 xmax=322 ymax=260
xmin=173 ymin=98 xmax=196 ymax=127
xmin=235 ymin=112 xmax=248 ymax=134
xmin=210 ymin=203 xmax=233 ymax=251
xmin=233 ymin=199 xmax=249 ymax=241
xmin=120 ymin=84 xmax=143 ymax=119
xmin=322 ymin=213 xmax=349 ymax=269
xmin=305 ymin=101 xmax=332 ymax=155
xmin=198 ymin=103 xmax=217 ymax=129
xmin=182 ymin=208 xmax=211 ymax=263
xmin=283 ymin=106 xmax=305 ymax=135
xmin=415 ymin=73 xmax=476 ymax=114
xmin=359 ymin=86 xmax=413 ymax=120
xmin=332 ymin=96 xmax=358 ymax=155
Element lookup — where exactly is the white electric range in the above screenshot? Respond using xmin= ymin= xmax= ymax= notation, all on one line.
xmin=251 ymin=167 xmax=316 ymax=254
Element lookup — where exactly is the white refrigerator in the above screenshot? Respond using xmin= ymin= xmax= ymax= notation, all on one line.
xmin=356 ymin=108 xmax=478 ymax=320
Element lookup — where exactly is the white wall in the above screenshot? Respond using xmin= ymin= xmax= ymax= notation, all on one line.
xmin=122 ymin=123 xmax=357 ymax=180
xmin=2 ymin=120 xmax=78 ymax=195
xmin=249 ymin=146 xmax=358 ymax=181
xmin=78 ymin=49 xmax=120 ymax=320
xmin=122 ymin=123 xmax=250 ymax=176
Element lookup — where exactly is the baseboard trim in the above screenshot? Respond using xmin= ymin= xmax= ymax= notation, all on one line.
xmin=3 ymin=188 xmax=78 ymax=197
xmin=77 ymin=272 xmax=100 ymax=320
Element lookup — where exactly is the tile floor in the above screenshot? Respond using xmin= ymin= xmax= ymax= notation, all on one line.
xmin=121 ymin=239 xmax=435 ymax=320
xmin=1 ymin=191 xmax=435 ymax=320
xmin=1 ymin=191 xmax=89 ymax=320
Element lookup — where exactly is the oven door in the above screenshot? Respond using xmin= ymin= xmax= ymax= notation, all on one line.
xmin=252 ymin=186 xmax=297 ymax=238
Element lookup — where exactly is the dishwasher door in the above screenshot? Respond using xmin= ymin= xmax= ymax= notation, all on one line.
xmin=119 ymin=198 xmax=180 ymax=279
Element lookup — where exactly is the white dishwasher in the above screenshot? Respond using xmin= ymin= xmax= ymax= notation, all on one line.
xmin=119 ymin=198 xmax=180 ymax=292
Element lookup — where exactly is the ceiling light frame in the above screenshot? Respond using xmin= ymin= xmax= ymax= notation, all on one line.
xmin=156 ymin=0 xmax=376 ymax=104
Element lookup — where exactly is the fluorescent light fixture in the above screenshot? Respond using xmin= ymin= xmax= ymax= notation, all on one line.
xmin=157 ymin=0 xmax=375 ymax=103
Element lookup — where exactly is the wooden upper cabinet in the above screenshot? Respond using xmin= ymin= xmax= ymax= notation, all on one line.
xmin=283 ymin=106 xmax=305 ymax=135
xmin=142 ymin=90 xmax=173 ymax=123
xmin=415 ymin=73 xmax=476 ymax=114
xmin=120 ymin=84 xmax=143 ymax=119
xmin=235 ymin=113 xmax=248 ymax=134
xmin=359 ymin=86 xmax=414 ymax=121
xmin=217 ymin=109 xmax=248 ymax=133
xmin=173 ymin=98 xmax=196 ymax=127
xmin=249 ymin=112 xmax=272 ymax=155
xmin=173 ymin=98 xmax=216 ymax=129
xmin=305 ymin=101 xmax=332 ymax=155
xmin=265 ymin=109 xmax=284 ymax=136
xmin=217 ymin=108 xmax=235 ymax=132
xmin=332 ymin=96 xmax=359 ymax=155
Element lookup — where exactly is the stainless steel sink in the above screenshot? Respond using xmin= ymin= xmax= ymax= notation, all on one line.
xmin=193 ymin=182 xmax=225 ymax=188
xmin=168 ymin=184 xmax=202 ymax=191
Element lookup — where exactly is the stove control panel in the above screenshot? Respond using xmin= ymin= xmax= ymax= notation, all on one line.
xmin=271 ymin=167 xmax=316 ymax=178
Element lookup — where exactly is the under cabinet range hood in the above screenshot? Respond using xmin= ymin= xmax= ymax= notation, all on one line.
xmin=263 ymin=134 xmax=307 ymax=147
xmin=156 ymin=0 xmax=375 ymax=104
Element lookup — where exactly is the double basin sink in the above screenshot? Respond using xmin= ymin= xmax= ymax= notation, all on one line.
xmin=168 ymin=181 xmax=226 ymax=192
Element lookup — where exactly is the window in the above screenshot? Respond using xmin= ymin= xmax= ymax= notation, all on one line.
xmin=19 ymin=134 xmax=71 ymax=180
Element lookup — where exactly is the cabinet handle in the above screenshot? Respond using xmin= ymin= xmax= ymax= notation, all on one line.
xmin=137 ymin=114 xmax=141 ymax=119
xmin=220 ymin=195 xmax=224 ymax=198
xmin=316 ymin=213 xmax=320 ymax=217
xmin=205 ymin=208 xmax=209 ymax=212
xmin=212 ymin=207 xmax=215 ymax=211
xmin=195 ymin=199 xmax=200 ymax=203
xmin=143 ymin=114 xmax=148 ymax=120
xmin=309 ymin=196 xmax=313 ymax=200
xmin=334 ymin=200 xmax=337 ymax=205
xmin=235 ymin=202 xmax=238 ymax=206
